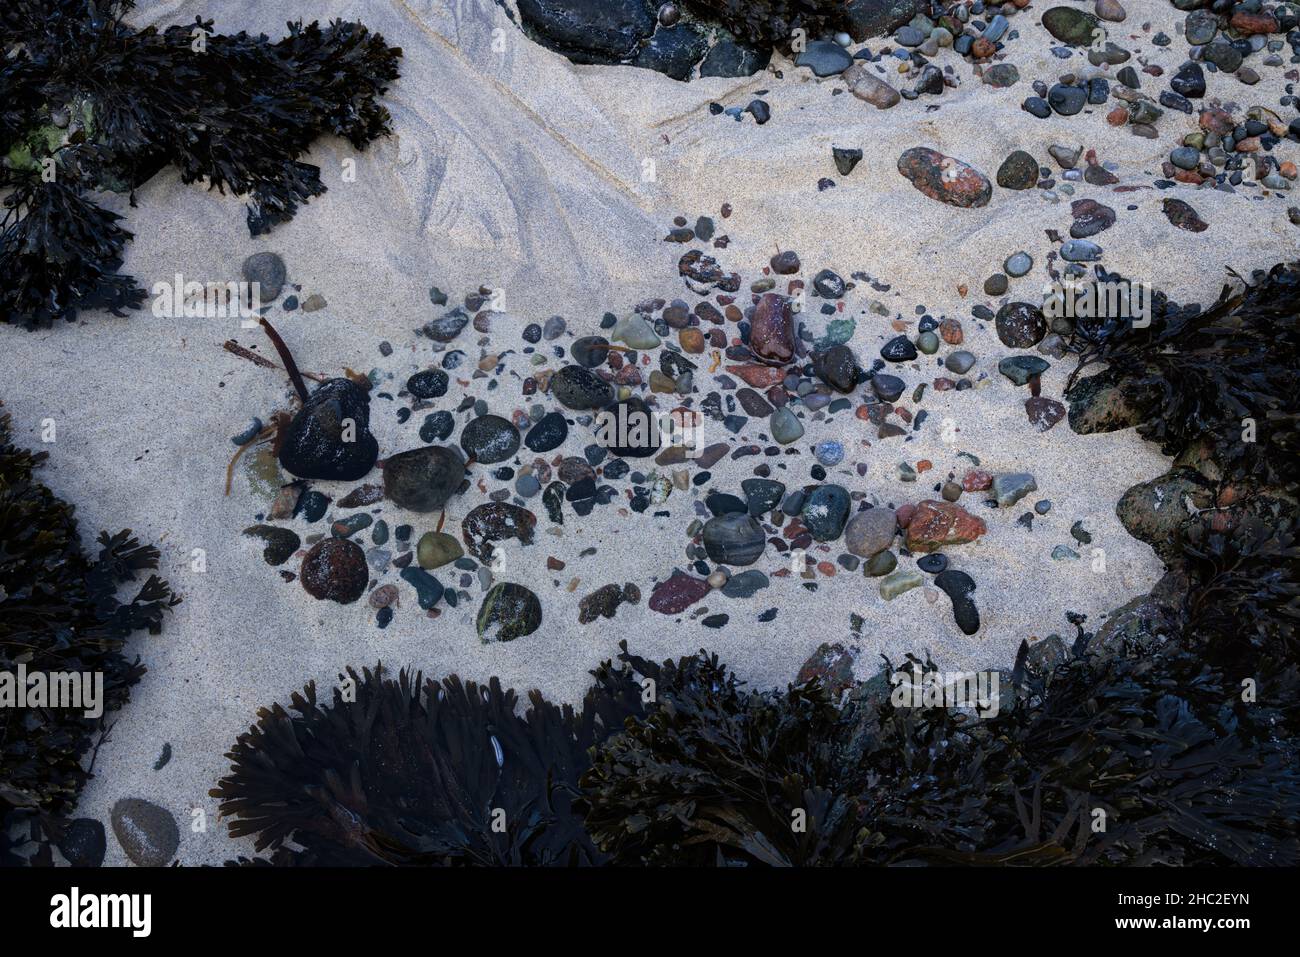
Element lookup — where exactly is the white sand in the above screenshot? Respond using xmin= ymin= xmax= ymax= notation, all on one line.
xmin=2 ymin=0 xmax=1296 ymax=864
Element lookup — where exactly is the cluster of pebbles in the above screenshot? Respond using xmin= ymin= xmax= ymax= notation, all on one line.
xmin=233 ymin=214 xmax=1093 ymax=643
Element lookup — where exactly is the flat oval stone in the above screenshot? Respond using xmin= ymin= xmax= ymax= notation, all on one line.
xmin=416 ymin=531 xmax=463 ymax=569
xmin=551 ymin=364 xmax=613 ymax=409
xmin=897 ymin=147 xmax=991 ymax=208
xmin=844 ymin=507 xmax=897 ymax=557
xmin=524 ymin=411 xmax=568 ymax=452
xmin=406 ymin=368 xmax=448 ymax=399
xmin=881 ymin=335 xmax=918 ymax=362
xmin=702 ymin=513 xmax=767 ymax=565
xmin=1042 ymin=6 xmax=1101 ymax=46
xmin=110 ymin=798 xmax=179 ymax=867
xmin=460 ymin=414 xmax=520 ymax=464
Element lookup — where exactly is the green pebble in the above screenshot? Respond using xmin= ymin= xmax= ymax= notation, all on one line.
xmin=417 ymin=531 xmax=464 ymax=569
xmin=880 ymin=568 xmax=923 ymax=599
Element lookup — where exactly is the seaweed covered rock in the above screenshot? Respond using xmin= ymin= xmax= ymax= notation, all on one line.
xmin=0 ymin=404 xmax=177 ymax=865
xmin=1066 ymin=264 xmax=1300 ymax=495
xmin=0 ymin=1 xmax=402 ymax=327
xmin=210 ymin=661 xmax=647 ymax=865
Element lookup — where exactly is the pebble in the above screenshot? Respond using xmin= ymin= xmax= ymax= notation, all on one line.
xmin=844 ymin=507 xmax=897 ymax=557
xmin=880 ymin=569 xmax=924 ymax=600
xmin=945 ymin=351 xmax=977 ymax=374
xmin=999 ymin=355 xmax=1050 ymax=386
xmin=58 ymin=818 xmax=106 ymax=867
xmin=407 ymin=369 xmax=449 ymax=399
xmin=814 ymin=440 xmax=844 ymax=466
xmin=301 ymin=538 xmax=368 ymax=603
xmin=1004 ymin=252 xmax=1033 ymax=277
xmin=551 ymin=364 xmax=614 ymax=409
xmin=802 ymin=485 xmax=851 ymax=541
xmin=995 ymin=301 xmax=1047 ymax=348
xmin=796 ymin=39 xmax=853 ymax=76
xmin=416 ymin=531 xmax=463 ymax=569
xmin=384 ymin=445 xmax=464 ymax=512
xmin=993 ymin=472 xmax=1039 ymax=508
xmin=110 ymin=798 xmax=179 ymax=867
xmin=770 ymin=405 xmax=804 ymax=444
xmin=703 ymin=513 xmax=766 ymax=565
xmin=934 ymin=569 xmax=980 ymax=634
xmin=881 ymin=335 xmax=918 ymax=362
xmin=279 ymin=378 xmax=379 ymax=481
xmin=477 ymin=582 xmax=542 ymax=642
xmin=897 ymin=147 xmax=992 ymax=208
xmin=241 ymin=252 xmax=286 ymax=300
xmin=918 ymin=553 xmax=948 ymax=574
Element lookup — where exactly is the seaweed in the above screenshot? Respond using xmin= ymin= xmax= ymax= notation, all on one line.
xmin=209 ymin=660 xmax=646 ymax=866
xmin=0 ymin=0 xmax=402 ymax=328
xmin=1065 ymin=263 xmax=1300 ymax=496
xmin=0 ymin=403 xmax=178 ymax=866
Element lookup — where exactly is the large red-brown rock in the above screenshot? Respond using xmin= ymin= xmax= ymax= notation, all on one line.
xmin=897 ymin=147 xmax=991 ymax=208
xmin=726 ymin=363 xmax=788 ymax=388
xmin=648 ymin=570 xmax=712 ymax=614
xmin=904 ymin=500 xmax=988 ymax=552
xmin=750 ymin=292 xmax=795 ymax=365
xmin=1230 ymin=12 xmax=1278 ymax=35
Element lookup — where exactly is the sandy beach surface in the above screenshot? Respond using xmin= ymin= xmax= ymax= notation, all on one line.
xmin=3 ymin=0 xmax=1295 ymax=863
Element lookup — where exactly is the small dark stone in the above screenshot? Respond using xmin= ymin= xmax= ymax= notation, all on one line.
xmin=460 ymin=414 xmax=521 ymax=464
xmin=407 ymin=369 xmax=449 ymax=398
xmin=935 ymin=569 xmax=980 ymax=634
xmin=524 ymin=411 xmax=569 ymax=452
xmin=383 ymin=446 xmax=464 ymax=512
xmin=300 ymin=538 xmax=368 ymax=604
xmin=477 ymin=582 xmax=542 ymax=642
xmin=278 ymin=378 xmax=379 ymax=481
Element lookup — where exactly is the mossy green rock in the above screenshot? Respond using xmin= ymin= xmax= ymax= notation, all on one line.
xmin=880 ymin=568 xmax=923 ymax=599
xmin=477 ymin=582 xmax=542 ymax=642
xmin=416 ymin=531 xmax=463 ymax=569
xmin=1042 ymin=7 xmax=1101 ymax=46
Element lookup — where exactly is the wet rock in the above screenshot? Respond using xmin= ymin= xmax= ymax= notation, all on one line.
xmin=632 ymin=22 xmax=707 ymax=80
xmin=1042 ymin=6 xmax=1101 ymax=46
xmin=383 ymin=446 xmax=464 ymax=512
xmin=110 ymin=798 xmax=179 ymax=867
xmin=416 ymin=531 xmax=463 ymax=569
xmin=813 ymin=344 xmax=858 ymax=392
xmin=1171 ymin=61 xmax=1205 ymax=98
xmin=1116 ymin=467 xmax=1213 ymax=560
xmin=997 ymin=150 xmax=1039 ymax=190
xmin=796 ymin=39 xmax=853 ymax=76
xmin=1025 ymin=395 xmax=1066 ymax=431
xmin=242 ymin=524 xmax=300 ymax=566
xmin=571 ymin=336 xmax=611 ymax=368
xmin=797 ymin=642 xmax=858 ymax=696
xmin=242 ymin=252 xmax=286 ymax=300
xmin=1163 ymin=197 xmax=1208 ymax=232
xmin=424 ymin=307 xmax=470 ymax=342
xmin=935 ymin=569 xmax=979 ymax=634
xmin=552 ymin=364 xmax=614 ymax=409
xmin=58 ymin=818 xmax=106 ymax=867
xmin=871 ymin=373 xmax=905 ymax=401
xmin=750 ymin=292 xmax=796 ymax=364
xmin=998 ymin=355 xmax=1050 ymax=385
xmin=516 ymin=0 xmax=653 ymax=64
xmin=406 ymin=369 xmax=448 ymax=399
xmin=742 ymin=478 xmax=786 ymax=516
xmin=897 ymin=147 xmax=992 ymax=208
xmin=802 ymin=485 xmax=851 ymax=541
xmin=905 ymin=501 xmax=988 ymax=552
xmin=460 ymin=414 xmax=520 ymax=464
xmin=770 ymin=406 xmax=805 ymax=444
xmin=400 ymin=566 xmax=444 ymax=609
xmin=1069 ymin=199 xmax=1115 ymax=238
xmin=477 ymin=582 xmax=542 ymax=642
xmin=300 ymin=538 xmax=368 ymax=603
xmin=598 ymin=397 xmax=661 ymax=457
xmin=721 ymin=569 xmax=769 ymax=598
xmin=649 ymin=569 xmax=711 ymax=614
xmin=881 ymin=335 xmax=918 ymax=362
xmin=844 ymin=507 xmax=897 ymax=557
xmin=279 ymin=378 xmax=379 ymax=481
xmin=699 ymin=38 xmax=770 ymax=78
xmin=524 ymin=411 xmax=568 ymax=453
xmin=995 ymin=302 xmax=1047 ymax=348
xmin=1067 ymin=368 xmax=1161 ymax=432
xmin=463 ymin=502 xmax=537 ymax=562
xmin=866 ymin=550 xmax=898 ymax=576
xmin=703 ymin=513 xmax=767 ymax=565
